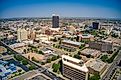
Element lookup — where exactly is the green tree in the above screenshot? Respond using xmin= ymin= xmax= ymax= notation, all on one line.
xmin=100 ymin=55 xmax=108 ymax=62
xmin=52 ymin=63 xmax=60 ymax=72
xmin=89 ymin=74 xmax=100 ymax=80
xmin=73 ymin=54 xmax=81 ymax=59
xmin=18 ymin=69 xmax=22 ymax=72
xmin=38 ymin=50 xmax=44 ymax=55
xmin=23 ymin=49 xmax=26 ymax=54
xmin=29 ymin=65 xmax=36 ymax=70
xmin=51 ymin=56 xmax=57 ymax=61
xmin=14 ymin=55 xmax=23 ymax=61
xmin=41 ymin=62 xmax=45 ymax=65
xmin=22 ymin=59 xmax=28 ymax=65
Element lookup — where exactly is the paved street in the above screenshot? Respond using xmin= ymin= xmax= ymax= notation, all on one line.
xmin=101 ymin=50 xmax=121 ymax=80
xmin=0 ymin=41 xmax=64 ymax=80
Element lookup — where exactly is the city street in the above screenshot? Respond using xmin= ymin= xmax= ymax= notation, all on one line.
xmin=0 ymin=41 xmax=64 ymax=80
xmin=101 ymin=50 xmax=121 ymax=80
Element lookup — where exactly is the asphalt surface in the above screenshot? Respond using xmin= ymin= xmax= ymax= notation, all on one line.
xmin=0 ymin=41 xmax=64 ymax=80
xmin=101 ymin=50 xmax=121 ymax=80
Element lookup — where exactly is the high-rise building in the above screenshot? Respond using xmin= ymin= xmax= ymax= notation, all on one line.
xmin=52 ymin=14 xmax=59 ymax=28
xmin=28 ymin=30 xmax=36 ymax=40
xmin=62 ymin=55 xmax=89 ymax=80
xmin=92 ymin=22 xmax=99 ymax=29
xmin=89 ymin=41 xmax=113 ymax=51
xmin=17 ymin=28 xmax=28 ymax=42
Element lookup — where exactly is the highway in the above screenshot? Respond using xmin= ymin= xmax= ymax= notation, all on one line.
xmin=101 ymin=49 xmax=121 ymax=80
xmin=0 ymin=41 xmax=64 ymax=80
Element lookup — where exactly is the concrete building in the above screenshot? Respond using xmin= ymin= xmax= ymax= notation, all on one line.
xmin=86 ymin=59 xmax=107 ymax=76
xmin=89 ymin=41 xmax=113 ymax=52
xmin=77 ymin=34 xmax=94 ymax=42
xmin=52 ymin=14 xmax=59 ymax=28
xmin=62 ymin=40 xmax=84 ymax=48
xmin=29 ymin=30 xmax=36 ymax=40
xmin=17 ymin=28 xmax=28 ymax=42
xmin=80 ymin=48 xmax=101 ymax=58
xmin=62 ymin=55 xmax=89 ymax=80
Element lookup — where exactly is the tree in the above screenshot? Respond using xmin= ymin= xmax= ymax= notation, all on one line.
xmin=29 ymin=65 xmax=36 ymax=70
xmin=89 ymin=74 xmax=100 ymax=80
xmin=46 ymin=58 xmax=51 ymax=63
xmin=86 ymin=54 xmax=92 ymax=58
xmin=79 ymin=46 xmax=83 ymax=49
xmin=41 ymin=62 xmax=45 ymax=65
xmin=59 ymin=40 xmax=62 ymax=44
xmin=38 ymin=50 xmax=44 ymax=55
xmin=23 ymin=49 xmax=26 ymax=54
xmin=14 ymin=55 xmax=23 ymax=61
xmin=28 ymin=55 xmax=30 ymax=59
xmin=73 ymin=54 xmax=81 ymax=59
xmin=77 ymin=51 xmax=81 ymax=55
xmin=52 ymin=63 xmax=60 ymax=72
xmin=51 ymin=56 xmax=57 ymax=61
xmin=18 ymin=69 xmax=22 ymax=72
xmin=100 ymin=55 xmax=108 ymax=62
xmin=22 ymin=59 xmax=28 ymax=65
xmin=53 ymin=44 xmax=55 ymax=47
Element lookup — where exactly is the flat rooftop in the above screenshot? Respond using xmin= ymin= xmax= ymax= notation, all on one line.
xmin=78 ymin=34 xmax=94 ymax=38
xmin=81 ymin=48 xmax=101 ymax=56
xmin=62 ymin=55 xmax=88 ymax=73
xmin=62 ymin=40 xmax=84 ymax=46
xmin=86 ymin=59 xmax=107 ymax=72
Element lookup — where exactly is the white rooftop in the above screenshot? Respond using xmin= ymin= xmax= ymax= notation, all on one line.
xmin=78 ymin=34 xmax=94 ymax=38
xmin=63 ymin=40 xmax=83 ymax=46
xmin=9 ymin=43 xmax=26 ymax=48
xmin=62 ymin=55 xmax=88 ymax=73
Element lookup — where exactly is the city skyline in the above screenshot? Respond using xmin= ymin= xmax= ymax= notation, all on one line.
xmin=0 ymin=0 xmax=121 ymax=19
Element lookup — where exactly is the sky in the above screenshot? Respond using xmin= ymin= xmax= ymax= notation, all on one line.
xmin=0 ymin=0 xmax=121 ymax=19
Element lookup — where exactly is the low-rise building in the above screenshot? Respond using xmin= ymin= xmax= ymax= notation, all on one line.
xmin=80 ymin=48 xmax=101 ymax=58
xmin=62 ymin=40 xmax=84 ymax=48
xmin=0 ymin=60 xmax=17 ymax=80
xmin=77 ymin=34 xmax=94 ymax=42
xmin=86 ymin=59 xmax=107 ymax=76
xmin=62 ymin=55 xmax=89 ymax=80
xmin=89 ymin=41 xmax=113 ymax=52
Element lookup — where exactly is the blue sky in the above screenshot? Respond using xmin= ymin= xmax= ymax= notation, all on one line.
xmin=0 ymin=0 xmax=121 ymax=18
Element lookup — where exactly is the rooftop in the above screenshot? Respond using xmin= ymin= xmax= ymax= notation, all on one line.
xmin=78 ymin=34 xmax=94 ymax=38
xmin=81 ymin=48 xmax=101 ymax=57
xmin=62 ymin=55 xmax=88 ymax=73
xmin=86 ymin=59 xmax=107 ymax=72
xmin=62 ymin=40 xmax=84 ymax=46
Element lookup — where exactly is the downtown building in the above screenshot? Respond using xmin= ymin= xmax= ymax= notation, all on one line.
xmin=92 ymin=22 xmax=99 ymax=29
xmin=17 ymin=28 xmax=28 ymax=42
xmin=89 ymin=41 xmax=113 ymax=52
xmin=62 ymin=55 xmax=89 ymax=80
xmin=52 ymin=14 xmax=59 ymax=28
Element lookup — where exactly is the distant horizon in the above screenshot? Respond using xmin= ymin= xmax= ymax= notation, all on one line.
xmin=1 ymin=16 xmax=121 ymax=20
xmin=0 ymin=0 xmax=121 ymax=19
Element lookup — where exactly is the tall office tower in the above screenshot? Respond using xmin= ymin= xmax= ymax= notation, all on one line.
xmin=52 ymin=14 xmax=59 ymax=28
xmin=62 ymin=55 xmax=89 ymax=80
xmin=89 ymin=41 xmax=113 ymax=52
xmin=17 ymin=28 xmax=28 ymax=42
xmin=92 ymin=22 xmax=99 ymax=29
